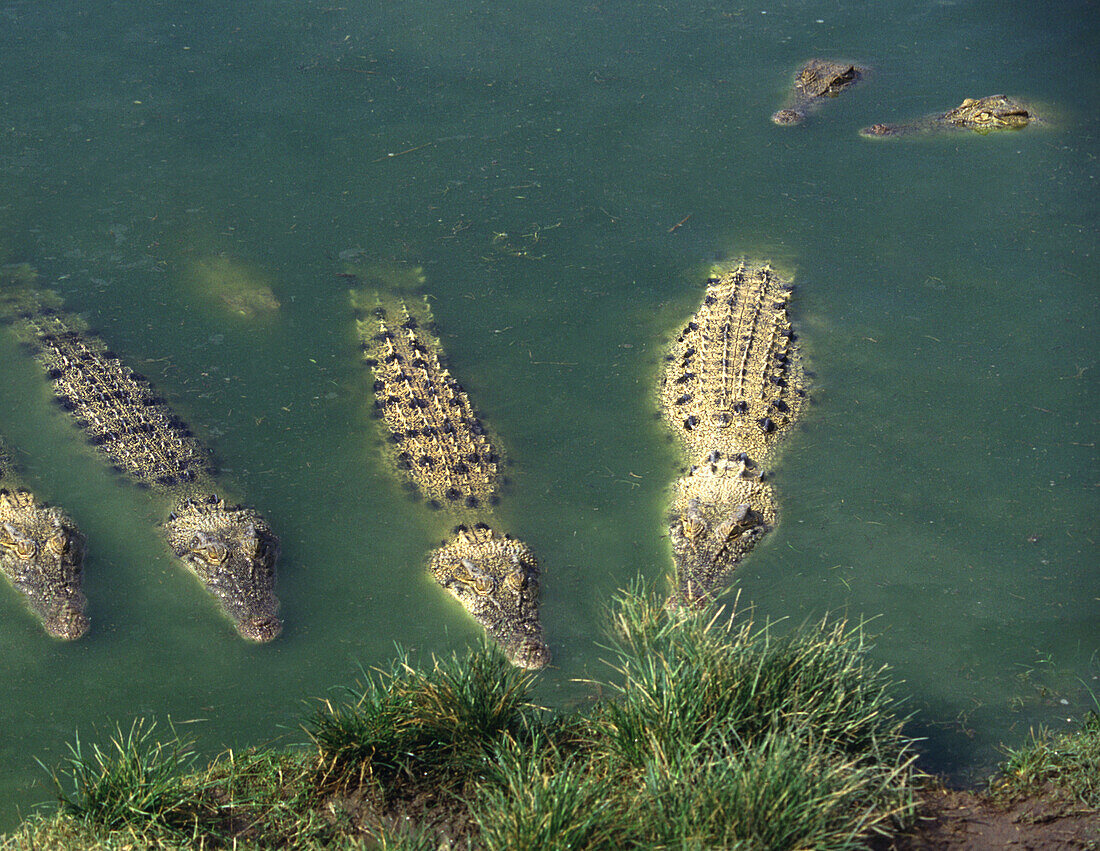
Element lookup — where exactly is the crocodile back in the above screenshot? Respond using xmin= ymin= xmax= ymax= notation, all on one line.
xmin=353 ymin=290 xmax=502 ymax=509
xmin=661 ymin=262 xmax=805 ymax=464
xmin=661 ymin=261 xmax=808 ymax=607
xmin=350 ymin=283 xmax=549 ymax=668
xmin=14 ymin=308 xmax=212 ymax=490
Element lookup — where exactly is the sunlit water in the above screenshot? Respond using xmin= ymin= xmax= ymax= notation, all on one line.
xmin=0 ymin=0 xmax=1096 ymax=828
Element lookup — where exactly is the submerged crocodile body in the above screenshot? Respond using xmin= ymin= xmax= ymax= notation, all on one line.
xmin=861 ymin=95 xmax=1034 ymax=137
xmin=0 ymin=284 xmax=281 ymax=642
xmin=351 ymin=286 xmax=549 ymax=670
xmin=772 ymin=59 xmax=865 ymax=126
xmin=660 ymin=262 xmax=806 ymax=605
xmin=0 ymin=442 xmax=89 ymax=639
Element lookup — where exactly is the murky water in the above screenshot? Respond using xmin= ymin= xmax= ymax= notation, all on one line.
xmin=0 ymin=0 xmax=1096 ymax=827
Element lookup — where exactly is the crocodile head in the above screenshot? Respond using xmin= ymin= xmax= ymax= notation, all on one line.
xmin=773 ymin=60 xmax=864 ymax=125
xmin=796 ymin=60 xmax=861 ymax=99
xmin=0 ymin=489 xmax=89 ymax=639
xmin=667 ymin=494 xmax=771 ymax=609
xmin=863 ymin=95 xmax=1033 ymax=138
xmin=430 ymin=523 xmax=550 ymax=670
xmin=164 ymin=495 xmax=281 ymax=642
xmin=943 ymin=95 xmax=1030 ymax=131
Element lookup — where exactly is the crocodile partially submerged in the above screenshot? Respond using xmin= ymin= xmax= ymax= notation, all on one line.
xmin=659 ymin=262 xmax=806 ymax=606
xmin=351 ymin=285 xmax=549 ymax=670
xmin=772 ymin=59 xmax=866 ymax=126
xmin=0 ymin=442 xmax=89 ymax=639
xmin=0 ymin=283 xmax=281 ymax=642
xmin=185 ymin=255 xmax=281 ymax=319
xmin=860 ymin=94 xmax=1034 ymax=138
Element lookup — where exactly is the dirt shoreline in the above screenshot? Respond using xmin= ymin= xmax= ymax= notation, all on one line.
xmin=875 ymin=783 xmax=1100 ymax=850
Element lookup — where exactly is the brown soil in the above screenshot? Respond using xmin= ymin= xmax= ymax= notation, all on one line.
xmin=876 ymin=786 xmax=1100 ymax=850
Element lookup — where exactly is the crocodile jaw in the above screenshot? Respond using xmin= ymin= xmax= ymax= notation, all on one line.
xmin=429 ymin=524 xmax=550 ymax=670
xmin=0 ymin=492 xmax=89 ymax=640
xmin=42 ymin=602 xmax=90 ymax=640
xmin=666 ymin=468 xmax=776 ymax=608
xmin=164 ymin=495 xmax=282 ymax=642
xmin=668 ymin=505 xmax=770 ymax=608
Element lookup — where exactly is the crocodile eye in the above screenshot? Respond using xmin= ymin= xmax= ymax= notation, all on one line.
xmin=681 ymin=515 xmax=706 ymax=540
xmin=46 ymin=533 xmax=69 ymax=555
xmin=15 ymin=538 xmax=37 ymax=559
xmin=473 ymin=574 xmax=494 ymax=595
xmin=504 ymin=569 xmax=526 ymax=591
xmin=190 ymin=535 xmax=229 ymax=564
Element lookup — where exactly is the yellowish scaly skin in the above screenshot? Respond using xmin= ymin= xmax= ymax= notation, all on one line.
xmin=772 ymin=59 xmax=866 ymax=126
xmin=353 ymin=290 xmax=502 ymax=509
xmin=861 ymin=94 xmax=1035 ymax=138
xmin=350 ymin=283 xmax=549 ymax=669
xmin=0 ymin=446 xmax=89 ymax=639
xmin=660 ymin=261 xmax=807 ymax=606
xmin=0 ymin=281 xmax=282 ymax=642
xmin=428 ymin=524 xmax=549 ymax=670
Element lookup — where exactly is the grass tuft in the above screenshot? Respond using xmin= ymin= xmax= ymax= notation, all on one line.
xmin=307 ymin=643 xmax=539 ymax=792
xmin=8 ymin=581 xmax=926 ymax=849
xmin=44 ymin=718 xmax=207 ymax=838
xmin=470 ymin=729 xmax=622 ymax=851
xmin=591 ymin=584 xmax=914 ymax=769
xmin=575 ymin=584 xmax=919 ymax=848
xmin=994 ymin=709 xmax=1100 ymax=808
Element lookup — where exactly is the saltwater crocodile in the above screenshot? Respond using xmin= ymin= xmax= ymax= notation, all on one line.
xmin=0 ymin=282 xmax=281 ymax=642
xmin=861 ymin=94 xmax=1034 ymax=137
xmin=772 ymin=59 xmax=866 ymax=126
xmin=185 ymin=255 xmax=281 ymax=319
xmin=0 ymin=441 xmax=89 ymax=639
xmin=350 ymin=284 xmax=549 ymax=670
xmin=660 ymin=262 xmax=806 ymax=605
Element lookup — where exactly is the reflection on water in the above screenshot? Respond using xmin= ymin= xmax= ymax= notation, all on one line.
xmin=0 ymin=0 xmax=1096 ymax=826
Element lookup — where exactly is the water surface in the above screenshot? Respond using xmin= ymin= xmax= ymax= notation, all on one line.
xmin=0 ymin=0 xmax=1096 ymax=826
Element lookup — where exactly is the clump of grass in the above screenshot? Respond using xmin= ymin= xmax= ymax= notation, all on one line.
xmin=43 ymin=719 xmax=208 ymax=839
xmin=307 ymin=644 xmax=538 ymax=786
xmin=994 ymin=708 xmax=1100 ymax=808
xmin=0 ymin=816 xmax=190 ymax=850
xmin=594 ymin=587 xmax=910 ymax=770
xmin=305 ymin=642 xmax=541 ymax=842
xmin=193 ymin=748 xmax=335 ymax=846
xmin=470 ymin=729 xmax=622 ymax=851
xmin=10 ymin=582 xmax=924 ymax=850
xmin=567 ymin=585 xmax=919 ymax=849
xmin=31 ymin=723 xmax=339 ymax=848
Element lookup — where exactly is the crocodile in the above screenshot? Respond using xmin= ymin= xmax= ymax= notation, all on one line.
xmin=0 ymin=282 xmax=281 ymax=642
xmin=351 ymin=284 xmax=549 ymax=670
xmin=860 ymin=94 xmax=1034 ymax=138
xmin=660 ymin=262 xmax=806 ymax=606
xmin=185 ymin=255 xmax=281 ymax=319
xmin=772 ymin=59 xmax=866 ymax=126
xmin=0 ymin=442 xmax=89 ymax=639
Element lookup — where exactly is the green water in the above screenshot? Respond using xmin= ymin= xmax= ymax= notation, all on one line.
xmin=0 ymin=0 xmax=1096 ymax=827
